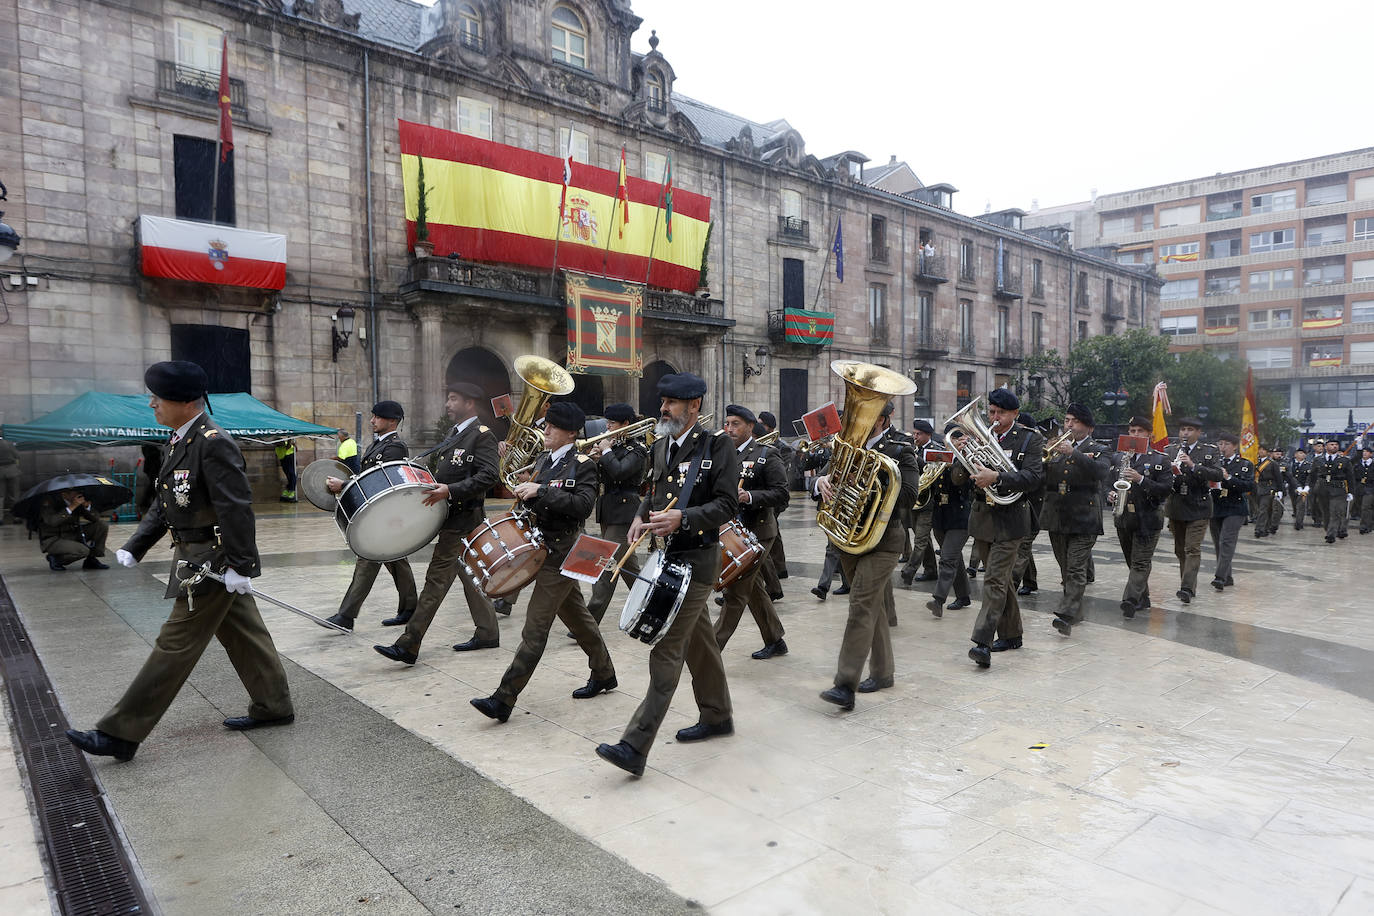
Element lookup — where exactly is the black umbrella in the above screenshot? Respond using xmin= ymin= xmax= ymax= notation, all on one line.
xmin=12 ymin=473 xmax=133 ymax=521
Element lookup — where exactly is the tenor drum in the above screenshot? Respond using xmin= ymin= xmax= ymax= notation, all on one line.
xmin=620 ymin=550 xmax=692 ymax=646
xmin=334 ymin=461 xmax=446 ymax=563
xmin=715 ymin=519 xmax=764 ymax=591
xmin=461 ymin=512 xmax=547 ymax=599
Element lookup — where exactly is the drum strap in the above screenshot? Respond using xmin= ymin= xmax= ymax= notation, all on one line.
xmin=672 ymin=436 xmax=709 ymax=515
xmin=414 ymin=427 xmax=465 ymax=461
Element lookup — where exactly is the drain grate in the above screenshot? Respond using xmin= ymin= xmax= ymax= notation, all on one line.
xmin=0 ymin=574 xmax=152 ymax=915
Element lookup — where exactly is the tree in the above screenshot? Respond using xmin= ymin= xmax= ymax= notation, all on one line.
xmin=1020 ymin=329 xmax=1171 ymax=423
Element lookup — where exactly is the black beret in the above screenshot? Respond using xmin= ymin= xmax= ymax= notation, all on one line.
xmin=1065 ymin=403 xmax=1095 ymax=427
xmin=604 ymin=402 xmax=636 ymax=423
xmin=753 ymin=421 xmax=767 ymax=438
xmin=911 ymin=419 xmax=934 ymax=434
xmin=987 ymin=388 xmax=1019 ymax=410
xmin=545 ymin=401 xmax=586 ymax=432
xmin=759 ymin=411 xmax=777 ymax=429
xmin=1218 ymin=432 xmax=1239 ymax=445
xmin=1177 ymin=416 xmax=1204 ymax=429
xmin=725 ymin=403 xmax=756 ymax=425
xmin=1019 ymin=413 xmax=1041 ymax=429
xmin=880 ymin=401 xmax=895 ymax=418
xmin=657 ymin=372 xmax=707 ymax=400
xmin=372 ymin=400 xmax=404 ymax=420
xmin=1126 ymin=415 xmax=1152 ymax=431
xmin=145 ymin=360 xmax=208 ymax=402
xmin=447 ymin=381 xmax=486 ymax=401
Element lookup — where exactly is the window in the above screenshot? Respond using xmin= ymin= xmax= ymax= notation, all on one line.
xmin=1250 ymin=189 xmax=1296 ymax=214
xmin=1077 ymin=320 xmax=1088 ymax=341
xmin=550 ymin=4 xmax=587 ymax=68
xmin=1205 ymin=271 xmax=1240 ymax=296
xmin=1160 ymin=278 xmax=1199 ymax=301
xmin=171 ymin=325 xmax=251 ymax=393
xmin=643 ymin=151 xmax=666 ymax=183
xmin=1077 ymin=271 xmax=1089 ymax=309
xmin=870 ymin=215 xmax=887 ymax=260
xmin=960 ymin=239 xmax=975 ymax=280
xmin=996 ymin=307 xmax=1010 ymax=354
xmin=1116 ymin=252 xmax=1142 ymax=265
xmin=1304 ymin=263 xmax=1345 ymax=286
xmin=959 ymin=299 xmax=974 ymax=351
xmin=173 ymin=135 xmax=234 ymax=224
xmin=457 ymin=3 xmax=484 ymax=50
xmin=1250 ymin=229 xmax=1295 ymax=253
xmin=956 ymin=371 xmax=975 ymax=408
xmin=174 ymin=19 xmax=222 ymax=73
xmin=1206 ymin=196 xmax=1242 ymax=221
xmin=1356 ymin=259 xmax=1374 ymax=282
xmin=1303 ymin=344 xmax=1344 ymax=368
xmin=1297 ymin=381 xmax=1374 ymax=408
xmin=1356 ymin=218 xmax=1374 ymax=241
xmin=868 ymin=284 xmax=887 ymax=341
xmin=1247 ymin=347 xmax=1293 ymax=369
xmin=781 ymin=189 xmax=802 ymax=220
xmin=1205 ymin=311 xmax=1239 ymax=329
xmin=1158 ymin=242 xmax=1200 ymax=263
xmin=1303 ymin=303 xmax=1343 ymax=322
xmin=782 ymin=258 xmax=804 ymax=311
xmin=1249 ymin=268 xmax=1294 ymax=291
xmin=645 ymin=71 xmax=666 ymax=111
xmin=1209 ymin=236 xmax=1241 ymax=259
xmin=1159 ymin=203 xmax=1201 ymax=227
xmin=1306 ymin=223 xmax=1346 ymax=247
xmin=559 ymin=126 xmax=590 ymax=164
xmin=1357 ymin=177 xmax=1374 ymax=199
xmin=1353 ymin=301 xmax=1374 ymax=323
xmin=1032 ymin=312 xmax=1044 ymax=352
xmin=1306 ymin=182 xmax=1347 ymax=206
xmin=917 ymin=292 xmax=933 ymax=345
xmin=1101 ymin=215 xmax=1134 ymax=236
xmin=456 ymin=97 xmax=493 ymax=139
xmin=1032 ymin=259 xmax=1043 ymax=297
xmin=1351 ymin=342 xmax=1374 ymax=365
xmin=1129 ymin=285 xmax=1140 ymax=320
xmin=1160 ymin=316 xmax=1198 ymax=336
xmin=1141 ymin=212 xmax=1155 ymax=230
xmin=1248 ymin=308 xmax=1293 ymax=330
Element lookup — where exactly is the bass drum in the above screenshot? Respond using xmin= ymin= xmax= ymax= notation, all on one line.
xmin=620 ymin=550 xmax=692 ymax=646
xmin=715 ymin=519 xmax=764 ymax=591
xmin=461 ymin=512 xmax=547 ymax=599
xmin=334 ymin=461 xmax=446 ymax=563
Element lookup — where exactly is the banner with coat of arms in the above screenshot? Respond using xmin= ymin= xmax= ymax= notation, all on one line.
xmin=783 ymin=308 xmax=835 ymax=345
xmin=565 ymin=271 xmax=643 ymax=377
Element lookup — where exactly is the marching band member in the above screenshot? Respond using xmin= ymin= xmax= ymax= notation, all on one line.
xmin=899 ymin=419 xmax=940 ymax=587
xmin=714 ymin=404 xmax=789 ymax=659
xmin=1042 ymin=404 xmax=1111 ymax=638
xmin=472 ymin=402 xmax=617 ymax=722
xmin=596 ymin=373 xmax=738 ymax=778
xmin=1112 ymin=417 xmax=1174 ymax=618
xmin=585 ymin=403 xmax=649 ymax=624
xmin=1163 ymin=417 xmax=1224 ymax=605
xmin=1319 ymin=438 xmax=1353 ymax=543
xmin=757 ymin=411 xmax=792 ymax=583
xmin=926 ymin=427 xmax=973 ymax=617
xmin=1209 ymin=433 xmax=1254 ymax=588
xmin=1252 ymin=445 xmax=1285 ymax=539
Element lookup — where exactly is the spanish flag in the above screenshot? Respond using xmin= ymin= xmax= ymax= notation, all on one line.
xmin=397 ymin=121 xmax=711 ymax=293
xmin=1240 ymin=367 xmax=1258 ymax=463
xmin=1151 ymin=381 xmax=1170 ymax=451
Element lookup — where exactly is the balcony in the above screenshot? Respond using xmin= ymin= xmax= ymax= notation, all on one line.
xmin=458 ymin=30 xmax=488 ymax=53
xmin=994 ymin=273 xmax=1023 ymax=300
xmin=1032 ymin=281 xmax=1045 ymax=299
xmin=646 ymin=96 xmax=668 ymax=115
xmin=993 ymin=339 xmax=1024 ymax=365
xmin=912 ymin=328 xmax=950 ymax=356
xmin=777 ymin=216 xmax=809 ymax=242
xmin=1103 ymin=296 xmax=1126 ymax=320
xmin=870 ymin=244 xmax=889 ymax=264
xmin=766 ymin=309 xmax=828 ymax=347
xmin=157 ymin=61 xmax=247 ymax=118
xmin=870 ymin=326 xmax=890 ymax=347
xmin=957 ymin=337 xmax=977 ymax=358
xmin=916 ymin=254 xmax=948 ymax=284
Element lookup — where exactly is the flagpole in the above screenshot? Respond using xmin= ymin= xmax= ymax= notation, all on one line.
xmin=642 ymin=162 xmax=669 ymax=288
xmin=549 ymin=125 xmax=572 ymax=292
xmin=601 ymin=145 xmax=628 ymax=278
xmin=812 ymin=213 xmax=835 ymax=310
xmin=210 ymin=35 xmax=226 ymax=224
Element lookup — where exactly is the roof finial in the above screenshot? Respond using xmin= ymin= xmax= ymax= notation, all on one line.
xmin=648 ymin=29 xmax=659 ymax=51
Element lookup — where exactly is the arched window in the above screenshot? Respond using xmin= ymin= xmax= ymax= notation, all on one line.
xmin=646 ymin=70 xmax=665 ymax=112
xmin=458 ymin=3 xmax=483 ymax=51
xmin=551 ymin=5 xmax=587 ymax=69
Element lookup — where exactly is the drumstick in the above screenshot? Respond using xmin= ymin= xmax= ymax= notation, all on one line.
xmin=612 ymin=496 xmax=678 ymax=578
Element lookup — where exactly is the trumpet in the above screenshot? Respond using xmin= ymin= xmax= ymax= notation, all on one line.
xmin=1043 ymin=429 xmax=1073 ymax=459
xmin=576 ymin=417 xmax=656 ymax=453
xmin=798 ymin=433 xmax=836 ymax=456
xmin=945 ymin=397 xmax=1022 ymax=506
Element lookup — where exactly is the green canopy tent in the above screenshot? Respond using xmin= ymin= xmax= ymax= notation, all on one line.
xmin=1 ymin=391 xmax=338 ymax=449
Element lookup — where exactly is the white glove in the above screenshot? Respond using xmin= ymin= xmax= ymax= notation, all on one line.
xmin=115 ymin=549 xmax=137 ymax=568
xmin=1348 ymin=493 xmax=1355 ymax=504
xmin=223 ymin=569 xmax=253 ymax=595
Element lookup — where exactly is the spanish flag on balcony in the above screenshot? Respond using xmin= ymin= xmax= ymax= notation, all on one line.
xmin=1302 ymin=316 xmax=1344 ymax=330
xmin=397 ymin=121 xmax=711 ymax=294
xmin=1310 ymin=356 xmax=1343 ymax=367
xmin=1203 ymin=325 xmax=1238 ymax=337
xmin=784 ymin=308 xmax=834 ymax=345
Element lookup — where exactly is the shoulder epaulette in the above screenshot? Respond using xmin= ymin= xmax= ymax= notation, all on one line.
xmin=479 ymin=425 xmax=490 ymax=434
xmin=576 ymin=453 xmax=591 ymax=464
xmin=204 ymin=429 xmax=219 ymax=437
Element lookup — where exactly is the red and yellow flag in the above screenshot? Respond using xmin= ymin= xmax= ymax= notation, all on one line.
xmin=1151 ymin=381 xmax=1170 ymax=451
xmin=1240 ymin=367 xmax=1258 ymax=463
xmin=217 ymin=35 xmax=233 ymax=162
xmin=397 ymin=121 xmax=710 ymax=293
xmin=616 ymin=145 xmax=629 ymax=239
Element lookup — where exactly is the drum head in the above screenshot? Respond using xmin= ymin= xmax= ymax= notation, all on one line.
xmin=620 ymin=551 xmax=665 ymax=632
xmin=346 ymin=487 xmax=446 ymax=562
xmin=301 ymin=459 xmax=353 ymax=511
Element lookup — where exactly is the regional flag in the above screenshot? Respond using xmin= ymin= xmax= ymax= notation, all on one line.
xmin=783 ymin=308 xmax=834 ymax=345
xmin=139 ymin=215 xmax=286 ymax=290
xmin=663 ymin=156 xmax=674 ymax=242
xmin=1150 ymin=381 xmax=1171 ymax=451
xmin=217 ymin=35 xmax=233 ymax=162
xmin=832 ymin=219 xmax=844 ymax=282
xmin=616 ymin=145 xmax=629 ymax=239
xmin=1240 ymin=367 xmax=1258 ymax=463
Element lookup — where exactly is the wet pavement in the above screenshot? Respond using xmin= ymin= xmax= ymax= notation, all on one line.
xmin=3 ymin=499 xmax=1374 ymax=915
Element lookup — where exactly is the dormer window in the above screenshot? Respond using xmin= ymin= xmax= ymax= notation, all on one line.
xmin=551 ymin=5 xmax=587 ymax=69
xmin=458 ymin=3 xmax=484 ymax=52
xmin=646 ymin=71 xmax=666 ymax=112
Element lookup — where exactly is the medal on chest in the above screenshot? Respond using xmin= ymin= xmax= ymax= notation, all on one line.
xmin=172 ymin=469 xmax=191 ymax=508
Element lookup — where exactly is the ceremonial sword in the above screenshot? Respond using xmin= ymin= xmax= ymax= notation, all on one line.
xmin=177 ymin=561 xmax=354 ymax=634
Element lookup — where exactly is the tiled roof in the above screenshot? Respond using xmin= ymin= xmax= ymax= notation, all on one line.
xmin=671 ymin=94 xmax=786 ymax=150
xmin=294 ymin=0 xmax=424 ymax=51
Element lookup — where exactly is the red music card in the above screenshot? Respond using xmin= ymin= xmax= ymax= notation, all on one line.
xmin=801 ymin=401 xmax=841 ymax=441
xmin=1117 ymin=435 xmax=1150 ymax=454
xmin=560 ymin=534 xmax=621 ymax=583
xmin=490 ymin=394 xmax=514 ymax=418
xmin=923 ymin=448 xmax=954 ymax=464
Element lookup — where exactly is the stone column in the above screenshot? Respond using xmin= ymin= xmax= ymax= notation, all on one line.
xmin=700 ymin=338 xmax=720 ymax=419
xmin=414 ymin=303 xmax=445 ymax=436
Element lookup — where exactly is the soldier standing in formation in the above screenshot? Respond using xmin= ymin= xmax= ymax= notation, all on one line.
xmin=1164 ymin=418 xmax=1224 ymax=605
xmin=1112 ymin=417 xmax=1173 ymax=618
xmin=1356 ymin=446 xmax=1374 ymax=534
xmin=1252 ymin=445 xmax=1285 ymax=538
xmin=926 ymin=427 xmax=973 ymax=618
xmin=585 ymin=403 xmax=649 ymax=624
xmin=1289 ymin=447 xmax=1311 ymax=529
xmin=1208 ymin=433 xmax=1253 ymax=590
xmin=1319 ymin=438 xmax=1353 ymax=543
xmin=1041 ymin=404 xmax=1111 ymax=638
xmin=1310 ymin=440 xmax=1329 ymax=531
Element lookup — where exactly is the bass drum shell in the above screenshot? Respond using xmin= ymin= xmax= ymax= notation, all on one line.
xmin=715 ymin=519 xmax=764 ymax=592
xmin=620 ymin=550 xmax=692 ymax=646
xmin=334 ymin=461 xmax=446 ymax=563
xmin=461 ymin=512 xmax=548 ymax=599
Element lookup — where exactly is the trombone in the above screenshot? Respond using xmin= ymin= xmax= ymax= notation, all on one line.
xmin=576 ymin=416 xmax=656 ymax=453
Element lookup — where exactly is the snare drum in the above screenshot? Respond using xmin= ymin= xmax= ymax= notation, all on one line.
xmin=461 ymin=512 xmax=547 ymax=599
xmin=715 ymin=519 xmax=764 ymax=591
xmin=620 ymin=550 xmax=692 ymax=646
xmin=334 ymin=461 xmax=446 ymax=563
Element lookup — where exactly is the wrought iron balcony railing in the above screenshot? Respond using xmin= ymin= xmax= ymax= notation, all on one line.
xmin=778 ymin=215 xmax=810 ymax=241
xmin=157 ymin=61 xmax=247 ymax=118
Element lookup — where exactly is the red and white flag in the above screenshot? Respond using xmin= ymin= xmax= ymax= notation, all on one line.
xmin=140 ymin=215 xmax=286 ymax=290
xmin=217 ymin=35 xmax=234 ymax=162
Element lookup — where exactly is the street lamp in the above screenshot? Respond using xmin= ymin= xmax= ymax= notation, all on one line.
xmin=1101 ymin=357 xmax=1126 ymax=432
xmin=331 ymin=305 xmax=356 ymax=362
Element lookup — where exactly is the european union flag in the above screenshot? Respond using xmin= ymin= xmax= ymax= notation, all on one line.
xmin=832 ymin=220 xmax=844 ymax=282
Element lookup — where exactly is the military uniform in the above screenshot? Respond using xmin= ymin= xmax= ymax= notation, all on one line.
xmin=97 ymin=414 xmax=294 ymax=744
xmin=1041 ymin=435 xmax=1111 ymax=629
xmin=899 ymin=433 xmax=941 ymax=583
xmin=586 ymin=436 xmax=649 ymax=622
xmin=967 ymin=424 xmax=1045 ymax=652
xmin=1163 ymin=440 xmax=1224 ymax=600
xmin=334 ymin=431 xmax=418 ymax=623
xmin=1208 ymin=452 xmax=1253 ymax=586
xmin=715 ymin=437 xmax=789 ymax=651
xmin=929 ymin=463 xmax=973 ymax=607
xmin=38 ymin=495 xmax=110 ymax=567
xmin=492 ymin=445 xmax=615 ymax=706
xmin=1356 ymin=457 xmax=1374 ymax=533
xmin=1252 ymin=455 xmax=1285 ymax=537
xmin=1289 ymin=455 xmax=1312 ymax=529
xmin=1113 ymin=450 xmax=1173 ymax=614
xmin=1310 ymin=452 xmax=1329 ymax=529
xmin=0 ymin=436 xmax=20 ymax=522
xmin=1319 ymin=451 xmax=1353 ymax=540
xmin=618 ymin=423 xmax=739 ymax=755
xmin=395 ymin=417 xmax=501 ymax=656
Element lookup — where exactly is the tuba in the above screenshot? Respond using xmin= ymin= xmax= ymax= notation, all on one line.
xmin=946 ymin=397 xmax=1022 ymax=506
xmin=913 ymin=459 xmax=948 ymax=511
xmin=817 ymin=360 xmax=916 ymax=553
xmin=500 ymin=355 xmax=576 ymax=490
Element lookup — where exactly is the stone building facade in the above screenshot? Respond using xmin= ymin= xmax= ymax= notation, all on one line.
xmin=0 ymin=0 xmax=1156 ymax=489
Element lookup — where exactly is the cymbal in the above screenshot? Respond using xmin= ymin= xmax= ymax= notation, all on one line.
xmin=301 ymin=458 xmax=353 ymax=511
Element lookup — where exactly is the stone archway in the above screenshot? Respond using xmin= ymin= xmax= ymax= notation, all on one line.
xmin=446 ymin=346 xmax=511 ymax=439
xmin=639 ymin=359 xmax=677 ymax=418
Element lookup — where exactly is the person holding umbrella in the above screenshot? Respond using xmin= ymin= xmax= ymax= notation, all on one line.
xmin=65 ymin=360 xmax=294 ymax=763
xmin=38 ymin=488 xmax=110 ymax=570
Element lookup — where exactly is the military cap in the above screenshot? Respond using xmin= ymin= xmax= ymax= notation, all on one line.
xmin=988 ymin=388 xmax=1020 ymax=410
xmin=372 ymin=400 xmax=404 ymax=420
xmin=545 ymin=401 xmax=586 ymax=432
xmin=880 ymin=401 xmax=895 ymax=418
xmin=446 ymin=380 xmax=486 ymax=401
xmin=1126 ymin=415 xmax=1152 ymax=431
xmin=753 ymin=421 xmax=767 ymax=438
xmin=657 ymin=372 xmax=707 ymax=399
xmin=1020 ymin=413 xmax=1042 ymax=430
xmin=1218 ymin=432 xmax=1239 ymax=445
xmin=911 ymin=419 xmax=934 ymax=434
xmin=604 ymin=402 xmax=636 ymax=423
xmin=1065 ymin=403 xmax=1095 ymax=427
xmin=725 ymin=403 xmax=757 ymax=425
xmin=1177 ymin=416 xmax=1204 ymax=429
xmin=759 ymin=411 xmax=778 ymax=430
xmin=145 ymin=360 xmax=208 ymax=402
xmin=1363 ymin=445 xmax=1374 ymax=454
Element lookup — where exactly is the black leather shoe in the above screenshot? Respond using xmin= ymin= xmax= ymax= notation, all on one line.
xmin=967 ymin=567 xmax=977 ymax=579
xmin=374 ymin=643 xmax=417 ymax=665
xmin=492 ymin=598 xmax=513 ymax=616
xmin=857 ymin=676 xmax=893 ymax=693
xmin=82 ymin=556 xmax=109 ymax=570
xmin=913 ymin=571 xmax=937 ymax=582
xmin=1211 ymin=579 xmax=1225 ymax=591
xmin=1338 ymin=531 xmax=1348 ymax=539
xmin=751 ymin=639 xmax=788 ymax=659
xmin=470 ymin=696 xmax=512 ymax=722
xmin=898 ymin=554 xmax=910 ymax=565
xmin=1017 ymin=584 xmax=1036 ymax=596
xmin=968 ymin=645 xmax=991 ymax=668
xmin=948 ymin=597 xmax=971 ymax=610
xmin=676 ymin=719 xmax=733 ymax=742
xmin=571 ymin=676 xmax=617 ymax=699
xmin=453 ymin=636 xmax=499 ymax=652
xmin=65 ymin=728 xmax=137 ymax=762
xmin=768 ymin=590 xmax=785 ymax=601
xmin=810 ymin=587 xmax=827 ymax=601
xmin=321 ymin=613 xmax=353 ymax=631
xmin=833 ymin=586 xmax=851 ymax=596
xmin=900 ymin=569 xmax=915 ymax=587
xmin=1326 ymin=535 xmax=1336 ymax=543
xmin=596 ymin=741 xmax=647 ymax=777
xmin=223 ymin=713 xmax=295 ymax=731
xmin=819 ymin=686 xmax=855 ymax=711
xmin=1176 ymin=589 xmax=1192 ymax=604
xmin=1224 ymin=577 xmax=1234 ymax=586
xmin=927 ymin=598 xmax=944 ymax=618
xmin=381 ymin=611 xmax=412 ymax=627
xmin=47 ymin=555 xmax=65 ymax=571
xmin=1121 ymin=600 xmax=1137 ymax=619
xmin=1295 ymin=523 xmax=1303 ymax=530
xmin=777 ymin=569 xmax=789 ymax=579
xmin=990 ymin=637 xmax=1022 ymax=651
xmin=1052 ymin=616 xmax=1072 ymax=636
